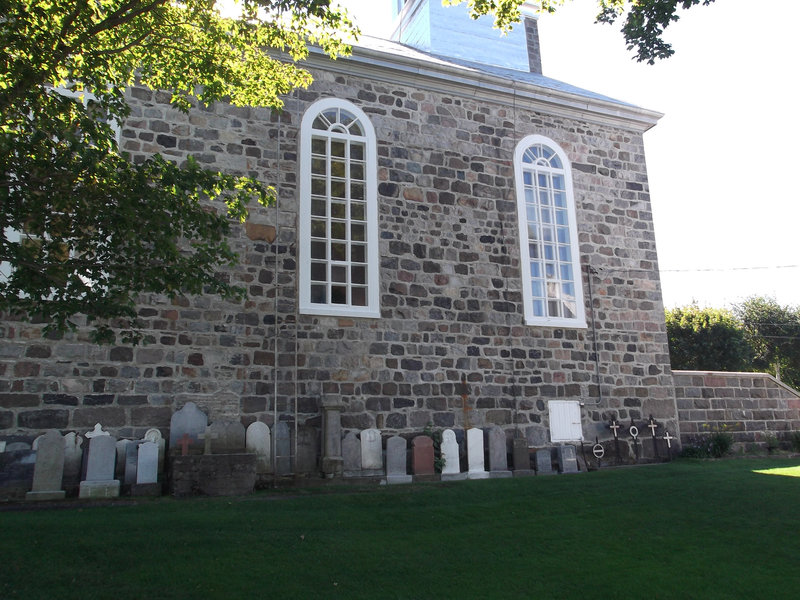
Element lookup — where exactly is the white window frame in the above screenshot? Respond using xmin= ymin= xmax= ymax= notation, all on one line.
xmin=514 ymin=134 xmax=586 ymax=328
xmin=298 ymin=98 xmax=379 ymax=318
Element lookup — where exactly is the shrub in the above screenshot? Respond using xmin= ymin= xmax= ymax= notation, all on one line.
xmin=791 ymin=432 xmax=800 ymax=453
xmin=764 ymin=433 xmax=780 ymax=454
xmin=709 ymin=431 xmax=734 ymax=458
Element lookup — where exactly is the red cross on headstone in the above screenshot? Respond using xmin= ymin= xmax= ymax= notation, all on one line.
xmin=177 ymin=433 xmax=193 ymax=456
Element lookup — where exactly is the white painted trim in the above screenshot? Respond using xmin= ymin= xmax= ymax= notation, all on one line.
xmin=298 ymin=98 xmax=380 ymax=319
xmin=514 ymin=134 xmax=587 ymax=329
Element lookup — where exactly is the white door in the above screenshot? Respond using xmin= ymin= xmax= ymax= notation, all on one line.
xmin=548 ymin=400 xmax=583 ymax=442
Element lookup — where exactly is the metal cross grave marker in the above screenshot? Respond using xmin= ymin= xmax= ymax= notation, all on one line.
xmin=648 ymin=415 xmax=660 ymax=458
xmin=609 ymin=419 xmax=621 ymax=464
xmin=630 ymin=418 xmax=640 ymax=462
xmin=662 ymin=430 xmax=674 ymax=461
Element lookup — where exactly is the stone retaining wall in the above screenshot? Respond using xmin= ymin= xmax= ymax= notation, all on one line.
xmin=673 ymin=371 xmax=800 ymax=447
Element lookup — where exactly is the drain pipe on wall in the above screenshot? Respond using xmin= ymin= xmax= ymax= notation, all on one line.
xmin=582 ymin=264 xmax=604 ymax=407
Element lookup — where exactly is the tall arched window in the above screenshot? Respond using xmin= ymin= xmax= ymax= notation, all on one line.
xmin=514 ymin=135 xmax=586 ymax=328
xmin=298 ymin=98 xmax=379 ymax=318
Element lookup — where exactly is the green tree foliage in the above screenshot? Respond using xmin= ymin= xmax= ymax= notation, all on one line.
xmin=735 ymin=297 xmax=800 ymax=389
xmin=1 ymin=0 xmax=356 ymax=343
xmin=665 ymin=304 xmax=753 ymax=372
xmin=447 ymin=0 xmax=716 ymax=63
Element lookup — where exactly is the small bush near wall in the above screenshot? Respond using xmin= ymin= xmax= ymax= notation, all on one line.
xmin=680 ymin=429 xmax=734 ymax=459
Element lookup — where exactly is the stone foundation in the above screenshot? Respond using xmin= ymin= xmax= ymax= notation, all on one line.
xmin=170 ymin=454 xmax=256 ymax=497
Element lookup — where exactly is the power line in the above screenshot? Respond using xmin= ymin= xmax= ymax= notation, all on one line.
xmin=660 ymin=264 xmax=798 ymax=273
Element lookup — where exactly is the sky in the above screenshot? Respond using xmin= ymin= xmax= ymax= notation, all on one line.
xmin=338 ymin=0 xmax=800 ymax=310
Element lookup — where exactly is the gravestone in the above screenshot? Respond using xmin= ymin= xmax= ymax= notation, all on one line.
xmin=342 ymin=431 xmax=361 ymax=477
xmin=6 ymin=442 xmax=31 ymax=451
xmin=116 ymin=439 xmax=131 ymax=480
xmin=85 ymin=423 xmax=110 ymax=439
xmin=63 ymin=432 xmax=84 ymax=490
xmin=26 ymin=430 xmax=66 ymax=501
xmin=412 ymin=435 xmax=435 ymax=476
xmin=487 ymin=425 xmax=512 ymax=478
xmin=124 ymin=440 xmax=141 ymax=485
xmin=169 ymin=402 xmax=207 ymax=454
xmin=321 ymin=397 xmax=344 ymax=478
xmin=0 ymin=443 xmax=35 ymax=501
xmin=144 ymin=429 xmax=165 ymax=475
xmin=0 ymin=441 xmax=5 ymax=452
xmin=557 ymin=445 xmax=579 ymax=474
xmin=512 ymin=438 xmax=535 ymax=477
xmin=208 ymin=420 xmax=246 ymax=454
xmin=246 ymin=421 xmax=272 ymax=475
xmin=136 ymin=442 xmax=159 ymax=484
xmin=386 ymin=436 xmax=412 ymax=485
xmin=440 ymin=429 xmax=466 ymax=481
xmin=274 ymin=421 xmax=291 ymax=476
xmin=296 ymin=425 xmax=318 ymax=475
xmin=466 ymin=428 xmax=489 ymax=479
xmin=360 ymin=428 xmax=383 ymax=476
xmin=536 ymin=448 xmax=554 ymax=475
xmin=131 ymin=441 xmax=161 ymax=497
xmin=79 ymin=434 xmax=120 ymax=498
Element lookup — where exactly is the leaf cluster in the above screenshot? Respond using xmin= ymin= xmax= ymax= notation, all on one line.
xmin=666 ymin=298 xmax=800 ymax=390
xmin=734 ymin=296 xmax=800 ymax=388
xmin=665 ymin=304 xmax=752 ymax=372
xmin=1 ymin=0 xmax=356 ymax=343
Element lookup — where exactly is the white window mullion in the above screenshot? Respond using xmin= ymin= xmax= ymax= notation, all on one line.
xmin=299 ymin=98 xmax=379 ymax=318
xmin=514 ymin=135 xmax=586 ymax=329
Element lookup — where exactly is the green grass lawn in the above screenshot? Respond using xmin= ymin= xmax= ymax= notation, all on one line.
xmin=2 ymin=458 xmax=800 ymax=599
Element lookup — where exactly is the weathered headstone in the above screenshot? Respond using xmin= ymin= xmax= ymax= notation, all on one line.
xmin=26 ymin=430 xmax=66 ymax=501
xmin=557 ymin=444 xmax=579 ymax=474
xmin=386 ymin=435 xmax=412 ymax=484
xmin=321 ymin=398 xmax=344 ymax=478
xmin=132 ymin=441 xmax=161 ymax=496
xmin=136 ymin=441 xmax=159 ymax=485
xmin=466 ymin=428 xmax=489 ymax=479
xmin=295 ymin=425 xmax=318 ymax=475
xmin=115 ymin=439 xmax=131 ymax=480
xmin=0 ymin=442 xmax=35 ymax=500
xmin=124 ymin=440 xmax=141 ymax=485
xmin=169 ymin=402 xmax=207 ymax=454
xmin=144 ymin=428 xmax=165 ymax=474
xmin=274 ymin=421 xmax=291 ymax=476
xmin=342 ymin=431 xmax=361 ymax=477
xmin=512 ymin=438 xmax=535 ymax=477
xmin=412 ymin=435 xmax=435 ymax=476
xmin=246 ymin=421 xmax=272 ymax=474
xmin=79 ymin=434 xmax=120 ymax=498
xmin=208 ymin=420 xmax=246 ymax=454
xmin=85 ymin=423 xmax=110 ymax=439
xmin=63 ymin=432 xmax=84 ymax=488
xmin=440 ymin=429 xmax=466 ymax=481
xmin=0 ymin=441 xmax=6 ymax=453
xmin=360 ymin=428 xmax=383 ymax=476
xmin=535 ymin=448 xmax=554 ymax=475
xmin=487 ymin=425 xmax=512 ymax=478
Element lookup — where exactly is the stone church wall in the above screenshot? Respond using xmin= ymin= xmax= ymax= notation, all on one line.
xmin=0 ymin=60 xmax=678 ymax=451
xmin=674 ymin=371 xmax=800 ymax=447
